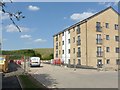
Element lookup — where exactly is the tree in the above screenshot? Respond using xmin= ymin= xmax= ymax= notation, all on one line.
xmin=35 ymin=53 xmax=42 ymax=60
xmin=49 ymin=53 xmax=53 ymax=59
xmin=0 ymin=1 xmax=25 ymax=32
xmin=0 ymin=1 xmax=25 ymax=53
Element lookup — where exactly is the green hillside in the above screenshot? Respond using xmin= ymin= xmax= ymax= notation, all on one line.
xmin=34 ymin=48 xmax=54 ymax=60
xmin=2 ymin=48 xmax=54 ymax=60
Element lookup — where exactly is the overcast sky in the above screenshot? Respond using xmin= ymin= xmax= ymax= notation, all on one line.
xmin=1 ymin=2 xmax=118 ymax=50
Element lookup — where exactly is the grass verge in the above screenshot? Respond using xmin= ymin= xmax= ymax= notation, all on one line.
xmin=18 ymin=74 xmax=46 ymax=90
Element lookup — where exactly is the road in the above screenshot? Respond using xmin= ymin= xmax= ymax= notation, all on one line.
xmin=29 ymin=63 xmax=118 ymax=88
xmin=2 ymin=62 xmax=23 ymax=89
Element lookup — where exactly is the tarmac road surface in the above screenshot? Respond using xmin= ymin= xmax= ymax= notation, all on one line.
xmin=2 ymin=62 xmax=23 ymax=89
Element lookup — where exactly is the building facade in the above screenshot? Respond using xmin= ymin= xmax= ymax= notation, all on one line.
xmin=53 ymin=7 xmax=120 ymax=69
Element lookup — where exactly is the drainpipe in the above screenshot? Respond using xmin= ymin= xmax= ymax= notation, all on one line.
xmin=102 ymin=22 xmax=105 ymax=67
xmin=85 ymin=20 xmax=88 ymax=66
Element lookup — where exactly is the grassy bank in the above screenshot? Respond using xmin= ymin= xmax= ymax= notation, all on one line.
xmin=34 ymin=48 xmax=53 ymax=60
xmin=19 ymin=74 xmax=46 ymax=90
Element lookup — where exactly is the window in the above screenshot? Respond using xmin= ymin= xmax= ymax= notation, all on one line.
xmin=68 ymin=30 xmax=70 ymax=34
xmin=105 ymin=23 xmax=109 ymax=28
xmin=106 ymin=59 xmax=110 ymax=64
xmin=68 ymin=49 xmax=70 ymax=54
xmin=97 ymin=46 xmax=102 ymax=52
xmin=73 ymin=37 xmax=75 ymax=43
xmin=96 ymin=22 xmax=102 ymax=32
xmin=68 ymin=39 xmax=70 ymax=44
xmin=56 ymin=42 xmax=58 ymax=46
xmin=73 ymin=48 xmax=75 ymax=54
xmin=56 ymin=36 xmax=58 ymax=41
xmin=77 ymin=47 xmax=81 ymax=57
xmin=97 ymin=59 xmax=102 ymax=65
xmin=115 ymin=36 xmax=119 ymax=42
xmin=97 ymin=47 xmax=102 ymax=57
xmin=78 ymin=59 xmax=81 ymax=65
xmin=77 ymin=36 xmax=81 ymax=45
xmin=106 ymin=35 xmax=110 ymax=40
xmin=106 ymin=47 xmax=110 ymax=52
xmin=62 ymin=32 xmax=64 ymax=36
xmin=116 ymin=59 xmax=120 ymax=65
xmin=56 ymin=42 xmax=58 ymax=49
xmin=115 ymin=24 xmax=118 ymax=30
xmin=62 ymin=50 xmax=64 ymax=54
xmin=96 ymin=34 xmax=102 ymax=44
xmin=78 ymin=47 xmax=81 ymax=52
xmin=62 ymin=41 xmax=64 ymax=45
xmin=76 ymin=25 xmax=80 ymax=34
xmin=116 ymin=47 xmax=119 ymax=53
xmin=56 ymin=51 xmax=58 ymax=58
xmin=96 ymin=22 xmax=101 ymax=26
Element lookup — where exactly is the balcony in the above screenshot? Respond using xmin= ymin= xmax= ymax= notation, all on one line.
xmin=77 ymin=52 xmax=81 ymax=57
xmin=77 ymin=40 xmax=81 ymax=46
xmin=97 ymin=51 xmax=103 ymax=57
xmin=96 ymin=26 xmax=102 ymax=32
xmin=96 ymin=39 xmax=102 ymax=45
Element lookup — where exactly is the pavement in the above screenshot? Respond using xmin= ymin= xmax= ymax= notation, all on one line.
xmin=2 ymin=62 xmax=23 ymax=89
xmin=29 ymin=63 xmax=118 ymax=88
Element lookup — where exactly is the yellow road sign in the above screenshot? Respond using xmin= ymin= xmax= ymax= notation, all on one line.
xmin=0 ymin=57 xmax=5 ymax=64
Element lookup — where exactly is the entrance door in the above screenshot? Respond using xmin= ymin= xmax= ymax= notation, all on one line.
xmin=97 ymin=59 xmax=102 ymax=68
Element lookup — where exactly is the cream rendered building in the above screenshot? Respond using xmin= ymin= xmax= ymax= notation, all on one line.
xmin=53 ymin=7 xmax=120 ymax=69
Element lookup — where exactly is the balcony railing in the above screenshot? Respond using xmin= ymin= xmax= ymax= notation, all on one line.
xmin=96 ymin=51 xmax=103 ymax=57
xmin=77 ymin=52 xmax=81 ymax=57
xmin=96 ymin=26 xmax=102 ymax=32
xmin=77 ymin=40 xmax=81 ymax=46
xmin=96 ymin=39 xmax=102 ymax=44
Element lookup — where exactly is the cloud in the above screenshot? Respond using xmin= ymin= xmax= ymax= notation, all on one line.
xmin=28 ymin=5 xmax=40 ymax=11
xmin=98 ymin=2 xmax=118 ymax=7
xmin=70 ymin=12 xmax=96 ymax=21
xmin=34 ymin=38 xmax=46 ymax=43
xmin=3 ymin=38 xmax=7 ymax=41
xmin=113 ymin=2 xmax=118 ymax=6
xmin=0 ymin=38 xmax=7 ymax=44
xmin=0 ymin=11 xmax=9 ymax=20
xmin=20 ymin=35 xmax=32 ymax=39
xmin=63 ymin=17 xmax=67 ymax=19
xmin=5 ymin=24 xmax=30 ymax=32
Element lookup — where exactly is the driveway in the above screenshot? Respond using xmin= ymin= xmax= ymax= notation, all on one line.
xmin=29 ymin=63 xmax=118 ymax=88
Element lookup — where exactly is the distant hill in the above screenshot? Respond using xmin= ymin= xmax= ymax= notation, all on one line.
xmin=33 ymin=48 xmax=54 ymax=59
xmin=2 ymin=48 xmax=54 ymax=60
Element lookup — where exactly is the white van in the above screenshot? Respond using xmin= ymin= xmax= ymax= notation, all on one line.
xmin=30 ymin=57 xmax=40 ymax=67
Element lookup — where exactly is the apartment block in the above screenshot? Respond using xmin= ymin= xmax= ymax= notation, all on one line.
xmin=53 ymin=7 xmax=120 ymax=69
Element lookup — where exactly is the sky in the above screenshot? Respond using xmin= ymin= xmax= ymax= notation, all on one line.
xmin=1 ymin=2 xmax=119 ymax=50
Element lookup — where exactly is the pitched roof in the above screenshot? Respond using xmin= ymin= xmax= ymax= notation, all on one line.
xmin=53 ymin=6 xmax=119 ymax=37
